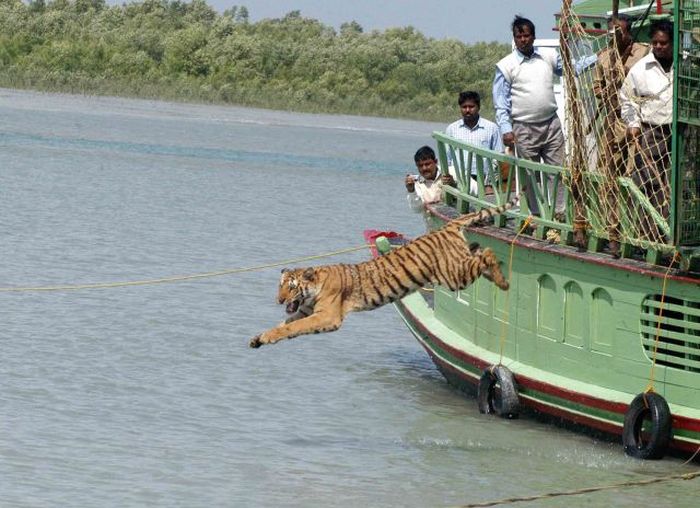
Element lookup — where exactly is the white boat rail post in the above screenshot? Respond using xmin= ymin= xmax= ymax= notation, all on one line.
xmin=513 ymin=144 xmax=521 ymax=213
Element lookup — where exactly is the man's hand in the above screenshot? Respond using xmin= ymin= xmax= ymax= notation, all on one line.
xmin=626 ymin=127 xmax=641 ymax=140
xmin=405 ymin=174 xmax=416 ymax=192
xmin=441 ymin=174 xmax=456 ymax=187
xmin=502 ymin=131 xmax=516 ymax=148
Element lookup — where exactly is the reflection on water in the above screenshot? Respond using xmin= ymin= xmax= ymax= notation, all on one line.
xmin=0 ymin=89 xmax=695 ymax=507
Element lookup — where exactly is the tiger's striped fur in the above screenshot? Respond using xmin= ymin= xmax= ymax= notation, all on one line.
xmin=249 ymin=197 xmax=518 ymax=348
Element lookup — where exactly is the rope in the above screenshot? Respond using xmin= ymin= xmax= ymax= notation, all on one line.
xmin=683 ymin=445 xmax=700 ymax=466
xmin=645 ymin=251 xmax=681 ymax=393
xmin=455 ymin=470 xmax=700 ymax=508
xmin=0 ymin=244 xmax=372 ymax=293
xmin=497 ymin=216 xmax=533 ymax=362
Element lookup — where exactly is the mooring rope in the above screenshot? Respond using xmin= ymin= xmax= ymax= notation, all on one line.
xmin=455 ymin=470 xmax=700 ymax=507
xmin=645 ymin=251 xmax=681 ymax=394
xmin=497 ymin=216 xmax=533 ymax=363
xmin=0 ymin=244 xmax=372 ymax=292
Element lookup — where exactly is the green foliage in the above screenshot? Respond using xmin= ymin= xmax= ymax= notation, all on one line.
xmin=0 ymin=0 xmax=509 ymax=121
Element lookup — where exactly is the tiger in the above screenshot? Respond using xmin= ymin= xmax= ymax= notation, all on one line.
xmin=249 ymin=196 xmax=519 ymax=348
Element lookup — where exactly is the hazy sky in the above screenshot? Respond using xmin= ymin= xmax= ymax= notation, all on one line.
xmin=206 ymin=0 xmax=569 ymax=43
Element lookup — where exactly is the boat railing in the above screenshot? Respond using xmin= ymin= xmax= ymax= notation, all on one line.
xmin=433 ymin=131 xmax=573 ymax=239
xmin=433 ymin=132 xmax=681 ymax=264
xmin=431 ymin=1 xmax=700 ymax=268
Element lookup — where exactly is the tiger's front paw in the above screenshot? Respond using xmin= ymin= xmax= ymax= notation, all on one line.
xmin=249 ymin=335 xmax=263 ymax=348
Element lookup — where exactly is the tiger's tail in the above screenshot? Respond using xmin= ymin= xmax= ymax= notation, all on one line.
xmin=449 ymin=192 xmax=522 ymax=229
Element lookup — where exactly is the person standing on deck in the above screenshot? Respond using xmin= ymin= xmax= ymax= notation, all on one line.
xmin=619 ymin=20 xmax=674 ymax=243
xmin=593 ymin=14 xmax=649 ymax=256
xmin=493 ymin=16 xmax=567 ymax=217
xmin=405 ymin=146 xmax=455 ymax=218
xmin=445 ymin=91 xmax=504 ymax=195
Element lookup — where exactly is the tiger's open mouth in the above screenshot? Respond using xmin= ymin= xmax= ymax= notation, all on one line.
xmin=285 ymin=300 xmax=300 ymax=314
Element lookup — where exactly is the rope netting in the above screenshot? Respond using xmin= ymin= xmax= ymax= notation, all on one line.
xmin=559 ymin=1 xmax=675 ymax=248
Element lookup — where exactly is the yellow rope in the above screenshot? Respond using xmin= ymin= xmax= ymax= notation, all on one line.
xmin=497 ymin=216 xmax=533 ymax=362
xmin=645 ymin=251 xmax=681 ymax=394
xmin=455 ymin=470 xmax=700 ymax=508
xmin=0 ymin=244 xmax=372 ymax=292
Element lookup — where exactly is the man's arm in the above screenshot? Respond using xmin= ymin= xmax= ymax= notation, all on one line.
xmin=493 ymin=68 xmax=514 ymax=146
xmin=591 ymin=53 xmax=606 ymax=100
xmin=491 ymin=125 xmax=505 ymax=154
xmin=406 ymin=176 xmax=425 ymax=213
xmin=407 ymin=191 xmax=424 ymax=213
xmin=554 ymin=47 xmax=598 ymax=77
xmin=619 ymin=73 xmax=641 ymax=132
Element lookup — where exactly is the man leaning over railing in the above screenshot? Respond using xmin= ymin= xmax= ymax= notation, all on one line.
xmin=405 ymin=145 xmax=456 ymax=227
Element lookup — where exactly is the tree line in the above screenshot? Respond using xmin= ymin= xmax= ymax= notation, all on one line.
xmin=0 ymin=0 xmax=509 ymax=121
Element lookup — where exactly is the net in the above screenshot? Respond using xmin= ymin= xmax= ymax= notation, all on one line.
xmin=558 ymin=0 xmax=675 ymax=249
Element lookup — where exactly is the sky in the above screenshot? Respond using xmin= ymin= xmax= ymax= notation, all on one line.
xmin=206 ymin=0 xmax=569 ymax=44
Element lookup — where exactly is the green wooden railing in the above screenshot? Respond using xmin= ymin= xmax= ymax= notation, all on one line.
xmin=431 ymin=1 xmax=700 ymax=268
xmin=433 ymin=132 xmax=679 ymax=264
xmin=433 ymin=131 xmax=573 ymax=241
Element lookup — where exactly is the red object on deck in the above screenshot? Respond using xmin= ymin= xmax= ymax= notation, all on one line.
xmin=657 ymin=0 xmax=663 ymax=14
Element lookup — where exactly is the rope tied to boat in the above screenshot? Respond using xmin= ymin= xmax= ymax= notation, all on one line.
xmin=454 ymin=469 xmax=700 ymax=508
xmin=497 ymin=216 xmax=534 ymax=363
xmin=645 ymin=250 xmax=682 ymax=394
xmin=0 ymin=244 xmax=372 ymax=293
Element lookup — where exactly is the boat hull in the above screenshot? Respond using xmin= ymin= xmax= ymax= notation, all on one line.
xmin=366 ymin=223 xmax=700 ymax=457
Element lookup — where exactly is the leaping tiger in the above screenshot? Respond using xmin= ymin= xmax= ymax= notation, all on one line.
xmin=249 ymin=196 xmax=519 ymax=348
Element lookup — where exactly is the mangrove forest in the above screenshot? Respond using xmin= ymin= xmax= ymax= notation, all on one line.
xmin=0 ymin=0 xmax=510 ymax=121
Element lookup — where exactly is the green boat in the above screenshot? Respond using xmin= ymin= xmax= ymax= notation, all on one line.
xmin=370 ymin=0 xmax=700 ymax=460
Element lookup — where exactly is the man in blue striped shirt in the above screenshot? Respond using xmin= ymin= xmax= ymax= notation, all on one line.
xmin=445 ymin=91 xmax=503 ymax=194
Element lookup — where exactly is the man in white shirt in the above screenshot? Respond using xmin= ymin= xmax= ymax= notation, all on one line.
xmin=405 ymin=146 xmax=455 ymax=215
xmin=445 ymin=91 xmax=504 ymax=194
xmin=620 ymin=19 xmax=674 ymax=231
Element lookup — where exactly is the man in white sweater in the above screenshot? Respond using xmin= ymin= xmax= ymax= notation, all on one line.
xmin=493 ymin=16 xmax=566 ymax=216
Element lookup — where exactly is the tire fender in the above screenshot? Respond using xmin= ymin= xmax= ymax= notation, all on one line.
xmin=622 ymin=392 xmax=672 ymax=460
xmin=477 ymin=364 xmax=520 ymax=419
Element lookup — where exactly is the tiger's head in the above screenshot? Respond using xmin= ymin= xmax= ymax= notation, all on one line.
xmin=278 ymin=267 xmax=318 ymax=314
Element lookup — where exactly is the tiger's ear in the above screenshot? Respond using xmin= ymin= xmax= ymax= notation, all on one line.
xmin=281 ymin=268 xmax=290 ymax=273
xmin=302 ymin=268 xmax=316 ymax=281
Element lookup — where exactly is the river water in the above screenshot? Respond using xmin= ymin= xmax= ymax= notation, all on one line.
xmin=0 ymin=89 xmax=696 ymax=507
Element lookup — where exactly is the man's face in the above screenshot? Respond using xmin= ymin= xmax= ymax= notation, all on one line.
xmin=608 ymin=20 xmax=632 ymax=47
xmin=415 ymin=158 xmax=438 ymax=180
xmin=651 ymin=30 xmax=673 ymax=62
xmin=460 ymin=99 xmax=480 ymax=123
xmin=513 ymin=25 xmax=535 ymax=55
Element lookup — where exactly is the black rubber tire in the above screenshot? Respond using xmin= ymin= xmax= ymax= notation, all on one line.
xmin=477 ymin=365 xmax=520 ymax=419
xmin=622 ymin=392 xmax=672 ymax=460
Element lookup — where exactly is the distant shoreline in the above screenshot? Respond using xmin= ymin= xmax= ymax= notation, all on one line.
xmin=0 ymin=71 xmax=466 ymax=123
xmin=0 ymin=1 xmax=506 ymax=123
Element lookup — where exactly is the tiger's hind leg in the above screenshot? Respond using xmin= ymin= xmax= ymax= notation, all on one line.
xmin=478 ymin=248 xmax=509 ymax=290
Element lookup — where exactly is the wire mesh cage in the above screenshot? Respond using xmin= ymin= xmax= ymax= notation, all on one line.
xmin=558 ymin=1 xmax=681 ymax=251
